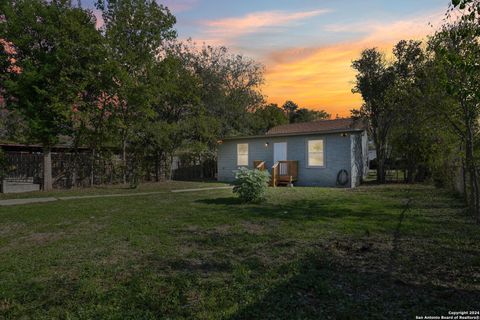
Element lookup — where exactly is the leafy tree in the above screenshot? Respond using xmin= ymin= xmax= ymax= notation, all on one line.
xmin=251 ymin=103 xmax=288 ymax=134
xmin=181 ymin=43 xmax=265 ymax=137
xmin=0 ymin=38 xmax=28 ymax=143
xmin=0 ymin=109 xmax=28 ymax=143
xmin=450 ymin=0 xmax=480 ymax=19
xmin=388 ymin=40 xmax=430 ymax=183
xmin=291 ymin=108 xmax=330 ymax=123
xmin=351 ymin=48 xmax=396 ymax=183
xmin=96 ymin=0 xmax=177 ymax=183
xmin=428 ymin=18 xmax=480 ymax=222
xmin=281 ymin=100 xmax=330 ymax=123
xmin=0 ymin=0 xmax=106 ymax=190
xmin=282 ymin=100 xmax=298 ymax=122
xmin=146 ymin=54 xmax=218 ymax=180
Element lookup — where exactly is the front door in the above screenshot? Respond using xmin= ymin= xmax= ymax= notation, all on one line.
xmin=273 ymin=142 xmax=287 ymax=164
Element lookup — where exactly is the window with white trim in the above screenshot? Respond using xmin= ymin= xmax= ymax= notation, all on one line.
xmin=307 ymin=139 xmax=324 ymax=167
xmin=237 ymin=143 xmax=248 ymax=166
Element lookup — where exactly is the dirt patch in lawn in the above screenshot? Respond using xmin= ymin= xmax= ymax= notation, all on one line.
xmin=0 ymin=222 xmax=27 ymax=237
xmin=24 ymin=232 xmax=65 ymax=245
xmin=241 ymin=221 xmax=265 ymax=235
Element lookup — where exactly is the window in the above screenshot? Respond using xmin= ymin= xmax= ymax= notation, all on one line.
xmin=237 ymin=143 xmax=248 ymax=166
xmin=307 ymin=139 xmax=324 ymax=167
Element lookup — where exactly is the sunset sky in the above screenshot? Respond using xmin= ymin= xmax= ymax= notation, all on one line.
xmin=86 ymin=0 xmax=449 ymax=116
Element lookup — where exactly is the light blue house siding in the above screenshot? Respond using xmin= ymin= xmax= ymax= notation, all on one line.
xmin=218 ymin=131 xmax=368 ymax=187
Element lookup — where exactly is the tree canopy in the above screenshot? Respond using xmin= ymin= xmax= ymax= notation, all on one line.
xmin=0 ymin=0 xmax=270 ymax=188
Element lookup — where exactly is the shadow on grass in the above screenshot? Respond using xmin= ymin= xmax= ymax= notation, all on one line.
xmin=196 ymin=197 xmax=244 ymax=205
xmin=194 ymin=185 xmax=474 ymax=236
xmin=228 ymin=252 xmax=480 ymax=320
xmin=196 ymin=196 xmax=404 ymax=230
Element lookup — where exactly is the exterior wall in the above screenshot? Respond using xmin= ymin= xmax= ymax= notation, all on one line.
xmin=218 ymin=132 xmax=354 ymax=187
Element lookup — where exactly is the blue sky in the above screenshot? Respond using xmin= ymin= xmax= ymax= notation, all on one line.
xmin=83 ymin=0 xmax=449 ymax=115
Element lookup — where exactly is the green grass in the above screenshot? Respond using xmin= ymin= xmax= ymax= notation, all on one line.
xmin=0 ymin=182 xmax=479 ymax=319
xmin=0 ymin=180 xmax=226 ymax=200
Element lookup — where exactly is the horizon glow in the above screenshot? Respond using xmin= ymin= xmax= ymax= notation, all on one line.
xmin=85 ymin=0 xmax=449 ymax=116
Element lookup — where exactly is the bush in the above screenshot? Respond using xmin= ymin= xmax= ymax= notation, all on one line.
xmin=233 ymin=167 xmax=271 ymax=203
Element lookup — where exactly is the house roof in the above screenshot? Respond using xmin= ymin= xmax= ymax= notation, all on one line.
xmin=266 ymin=118 xmax=363 ymax=136
xmin=221 ymin=118 xmax=365 ymax=141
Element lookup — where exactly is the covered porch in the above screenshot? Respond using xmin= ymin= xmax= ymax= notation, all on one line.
xmin=253 ymin=160 xmax=298 ymax=187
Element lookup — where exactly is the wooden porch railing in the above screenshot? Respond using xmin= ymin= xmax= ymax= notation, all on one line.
xmin=253 ymin=160 xmax=266 ymax=171
xmin=271 ymin=160 xmax=298 ymax=187
xmin=272 ymin=162 xmax=279 ymax=187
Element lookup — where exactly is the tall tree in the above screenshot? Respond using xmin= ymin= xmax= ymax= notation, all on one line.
xmin=450 ymin=0 xmax=480 ymax=19
xmin=251 ymin=103 xmax=288 ymax=134
xmin=351 ymin=48 xmax=396 ymax=183
xmin=190 ymin=44 xmax=265 ymax=137
xmin=0 ymin=0 xmax=105 ymax=190
xmin=96 ymin=0 xmax=176 ymax=183
xmin=388 ymin=40 xmax=430 ymax=183
xmin=429 ymin=18 xmax=480 ymax=222
xmin=146 ymin=53 xmax=218 ymax=181
xmin=282 ymin=100 xmax=299 ymax=122
xmin=291 ymin=108 xmax=330 ymax=123
xmin=281 ymin=100 xmax=330 ymax=123
xmin=166 ymin=41 xmax=265 ymax=138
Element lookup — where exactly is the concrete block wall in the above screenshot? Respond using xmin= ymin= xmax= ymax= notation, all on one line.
xmin=1 ymin=180 xmax=41 ymax=193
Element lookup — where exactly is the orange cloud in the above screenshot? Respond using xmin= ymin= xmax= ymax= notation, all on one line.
xmin=263 ymin=11 xmax=444 ymax=117
xmin=264 ymin=44 xmax=363 ymax=117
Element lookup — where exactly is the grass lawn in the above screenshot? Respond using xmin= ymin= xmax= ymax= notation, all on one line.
xmin=0 ymin=180 xmax=227 ymax=200
xmin=0 ymin=182 xmax=479 ymax=319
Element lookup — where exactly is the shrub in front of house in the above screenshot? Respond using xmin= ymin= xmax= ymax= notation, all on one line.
xmin=233 ymin=167 xmax=270 ymax=202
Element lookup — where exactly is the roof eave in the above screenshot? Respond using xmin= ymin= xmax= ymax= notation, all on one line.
xmin=222 ymin=128 xmax=365 ymax=141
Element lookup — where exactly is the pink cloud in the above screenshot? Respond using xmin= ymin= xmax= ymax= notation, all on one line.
xmin=199 ymin=9 xmax=331 ymax=45
xmin=92 ymin=9 xmax=104 ymax=29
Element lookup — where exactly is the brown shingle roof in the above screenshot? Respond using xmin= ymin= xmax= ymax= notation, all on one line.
xmin=266 ymin=118 xmax=364 ymax=136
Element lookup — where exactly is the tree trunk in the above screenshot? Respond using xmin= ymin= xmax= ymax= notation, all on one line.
xmin=198 ymin=156 xmax=204 ymax=179
xmin=462 ymin=159 xmax=467 ymax=200
xmin=155 ymin=152 xmax=160 ymax=182
xmin=43 ymin=147 xmax=53 ymax=191
xmin=122 ymin=137 xmax=127 ymax=185
xmin=407 ymin=161 xmax=416 ymax=184
xmin=376 ymin=149 xmax=386 ymax=184
xmin=90 ymin=149 xmax=95 ymax=187
xmin=374 ymin=134 xmax=386 ymax=184
xmin=166 ymin=153 xmax=174 ymax=181
xmin=465 ymin=124 xmax=480 ymax=221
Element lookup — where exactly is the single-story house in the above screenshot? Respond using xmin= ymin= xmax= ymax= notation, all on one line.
xmin=217 ymin=118 xmax=369 ymax=187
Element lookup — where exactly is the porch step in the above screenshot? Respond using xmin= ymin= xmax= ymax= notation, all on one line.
xmin=1 ymin=180 xmax=41 ymax=194
xmin=275 ymin=181 xmax=294 ymax=187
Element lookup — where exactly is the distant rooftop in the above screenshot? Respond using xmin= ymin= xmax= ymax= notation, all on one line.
xmin=266 ymin=118 xmax=364 ymax=136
